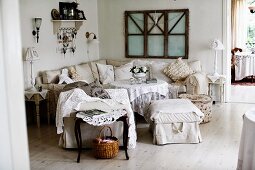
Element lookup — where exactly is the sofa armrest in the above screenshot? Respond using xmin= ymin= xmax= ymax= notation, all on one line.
xmin=185 ymin=72 xmax=209 ymax=95
xmin=39 ymin=83 xmax=66 ymax=117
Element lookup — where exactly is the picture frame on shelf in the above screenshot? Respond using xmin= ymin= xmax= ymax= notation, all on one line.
xmin=59 ymin=2 xmax=78 ymax=20
xmin=77 ymin=10 xmax=86 ymax=20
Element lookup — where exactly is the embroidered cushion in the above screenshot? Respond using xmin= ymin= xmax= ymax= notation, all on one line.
xmin=163 ymin=58 xmax=194 ymax=82
xmin=96 ymin=63 xmax=114 ymax=84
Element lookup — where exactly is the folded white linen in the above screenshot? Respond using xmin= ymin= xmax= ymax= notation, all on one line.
xmin=55 ymin=88 xmax=137 ymax=149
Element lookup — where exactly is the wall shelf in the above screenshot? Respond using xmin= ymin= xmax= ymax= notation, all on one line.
xmin=51 ymin=20 xmax=85 ymax=34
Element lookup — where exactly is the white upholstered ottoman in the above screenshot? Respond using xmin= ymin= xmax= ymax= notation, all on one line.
xmin=145 ymin=99 xmax=204 ymax=145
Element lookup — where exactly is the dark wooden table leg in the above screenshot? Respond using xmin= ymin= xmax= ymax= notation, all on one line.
xmin=118 ymin=115 xmax=129 ymax=160
xmin=75 ymin=118 xmax=83 ymax=163
xmin=123 ymin=115 xmax=129 ymax=160
xmin=75 ymin=115 xmax=129 ymax=162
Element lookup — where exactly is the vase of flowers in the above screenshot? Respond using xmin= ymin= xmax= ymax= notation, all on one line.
xmin=130 ymin=66 xmax=148 ymax=83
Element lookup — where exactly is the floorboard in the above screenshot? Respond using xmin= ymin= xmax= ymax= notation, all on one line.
xmin=28 ymin=103 xmax=255 ymax=170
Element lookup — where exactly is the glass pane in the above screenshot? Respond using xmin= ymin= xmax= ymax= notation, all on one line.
xmin=168 ymin=36 xmax=185 ymax=56
xmin=168 ymin=12 xmax=185 ymax=34
xmin=148 ymin=36 xmax=164 ymax=56
xmin=148 ymin=13 xmax=164 ymax=34
xmin=128 ymin=36 xmax=144 ymax=56
xmin=128 ymin=14 xmax=144 ymax=34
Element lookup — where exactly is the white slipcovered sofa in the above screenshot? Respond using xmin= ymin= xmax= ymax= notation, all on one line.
xmin=35 ymin=58 xmax=208 ymax=148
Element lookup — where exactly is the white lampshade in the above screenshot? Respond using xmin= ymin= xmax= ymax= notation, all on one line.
xmin=25 ymin=47 xmax=40 ymax=61
xmin=211 ymin=39 xmax=224 ymax=50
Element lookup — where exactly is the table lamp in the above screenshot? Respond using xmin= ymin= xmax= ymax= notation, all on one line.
xmin=211 ymin=39 xmax=224 ymax=77
xmin=25 ymin=47 xmax=40 ymax=91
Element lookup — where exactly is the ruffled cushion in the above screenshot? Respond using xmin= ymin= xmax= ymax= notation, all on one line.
xmin=163 ymin=58 xmax=194 ymax=82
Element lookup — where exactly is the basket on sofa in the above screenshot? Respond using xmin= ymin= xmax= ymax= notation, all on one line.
xmin=179 ymin=94 xmax=212 ymax=123
xmin=93 ymin=126 xmax=119 ymax=159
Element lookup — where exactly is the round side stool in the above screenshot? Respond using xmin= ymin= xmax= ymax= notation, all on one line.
xmin=179 ymin=94 xmax=212 ymax=123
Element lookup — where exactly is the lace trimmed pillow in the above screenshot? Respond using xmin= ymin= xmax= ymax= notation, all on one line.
xmin=163 ymin=58 xmax=194 ymax=82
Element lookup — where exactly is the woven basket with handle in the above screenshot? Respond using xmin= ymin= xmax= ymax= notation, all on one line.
xmin=93 ymin=126 xmax=119 ymax=159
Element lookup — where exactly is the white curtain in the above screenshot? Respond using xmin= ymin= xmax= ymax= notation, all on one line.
xmin=232 ymin=0 xmax=248 ymax=49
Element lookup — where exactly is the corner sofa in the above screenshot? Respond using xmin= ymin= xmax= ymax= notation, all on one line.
xmin=36 ymin=58 xmax=208 ymax=148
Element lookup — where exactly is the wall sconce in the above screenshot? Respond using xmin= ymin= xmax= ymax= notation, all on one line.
xmin=85 ymin=32 xmax=97 ymax=40
xmin=249 ymin=6 xmax=255 ymax=13
xmin=32 ymin=18 xmax=42 ymax=43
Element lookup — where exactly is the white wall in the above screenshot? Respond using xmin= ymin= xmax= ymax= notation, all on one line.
xmin=20 ymin=0 xmax=99 ymax=89
xmin=98 ymin=0 xmax=224 ymax=74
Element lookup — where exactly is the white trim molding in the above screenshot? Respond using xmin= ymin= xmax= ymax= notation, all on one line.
xmin=222 ymin=0 xmax=232 ymax=102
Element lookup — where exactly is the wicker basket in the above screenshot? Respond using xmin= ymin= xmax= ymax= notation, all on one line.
xmin=93 ymin=126 xmax=119 ymax=159
xmin=179 ymin=94 xmax=213 ymax=123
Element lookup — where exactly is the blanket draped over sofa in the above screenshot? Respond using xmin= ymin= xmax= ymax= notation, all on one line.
xmin=56 ymin=88 xmax=137 ymax=149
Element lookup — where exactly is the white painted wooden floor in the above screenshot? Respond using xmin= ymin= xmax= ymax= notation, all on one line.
xmin=28 ymin=103 xmax=255 ymax=170
xmin=231 ymin=85 xmax=255 ymax=103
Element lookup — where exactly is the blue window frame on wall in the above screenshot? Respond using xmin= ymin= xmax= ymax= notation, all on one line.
xmin=125 ymin=9 xmax=189 ymax=59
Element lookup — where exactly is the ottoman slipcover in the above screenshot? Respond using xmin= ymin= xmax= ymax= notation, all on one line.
xmin=146 ymin=99 xmax=204 ymax=145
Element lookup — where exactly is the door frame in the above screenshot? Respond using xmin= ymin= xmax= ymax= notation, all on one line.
xmin=0 ymin=0 xmax=30 ymax=169
xmin=222 ymin=0 xmax=232 ymax=102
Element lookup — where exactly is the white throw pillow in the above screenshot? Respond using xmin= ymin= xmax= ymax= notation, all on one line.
xmin=163 ymin=58 xmax=194 ymax=82
xmin=188 ymin=60 xmax=202 ymax=72
xmin=150 ymin=61 xmax=173 ymax=83
xmin=75 ymin=63 xmax=95 ymax=84
xmin=114 ymin=62 xmax=133 ymax=81
xmin=96 ymin=63 xmax=115 ymax=84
